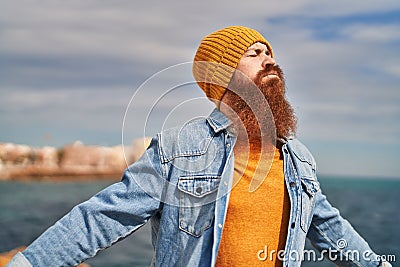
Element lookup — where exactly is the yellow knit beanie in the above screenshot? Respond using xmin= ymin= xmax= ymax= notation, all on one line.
xmin=193 ymin=26 xmax=273 ymax=102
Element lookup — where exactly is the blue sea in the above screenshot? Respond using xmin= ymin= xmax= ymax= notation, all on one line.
xmin=1 ymin=176 xmax=399 ymax=267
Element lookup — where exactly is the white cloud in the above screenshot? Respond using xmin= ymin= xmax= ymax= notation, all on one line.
xmin=1 ymin=0 xmax=400 ymax=176
xmin=298 ymin=1 xmax=400 ymax=17
xmin=383 ymin=63 xmax=400 ymax=77
xmin=341 ymin=24 xmax=400 ymax=43
xmin=1 ymin=0 xmax=398 ymax=64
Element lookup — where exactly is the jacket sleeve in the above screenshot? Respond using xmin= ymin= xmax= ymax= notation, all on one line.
xmin=307 ymin=190 xmax=391 ymax=267
xmin=7 ymin=136 xmax=165 ymax=267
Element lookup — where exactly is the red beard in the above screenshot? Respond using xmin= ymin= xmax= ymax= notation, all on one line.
xmin=223 ymin=65 xmax=297 ymax=142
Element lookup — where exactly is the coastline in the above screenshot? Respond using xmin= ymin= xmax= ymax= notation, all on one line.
xmin=1 ymin=165 xmax=123 ymax=181
xmin=0 ymin=138 xmax=151 ymax=181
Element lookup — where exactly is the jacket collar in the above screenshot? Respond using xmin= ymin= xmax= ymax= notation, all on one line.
xmin=206 ymin=108 xmax=232 ymax=133
xmin=206 ymin=108 xmax=295 ymax=143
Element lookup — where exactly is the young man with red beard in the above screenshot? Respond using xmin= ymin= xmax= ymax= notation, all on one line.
xmin=7 ymin=26 xmax=391 ymax=267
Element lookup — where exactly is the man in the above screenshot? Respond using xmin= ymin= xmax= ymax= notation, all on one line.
xmin=7 ymin=26 xmax=391 ymax=267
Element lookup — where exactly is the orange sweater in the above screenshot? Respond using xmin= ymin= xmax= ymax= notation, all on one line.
xmin=216 ymin=146 xmax=290 ymax=267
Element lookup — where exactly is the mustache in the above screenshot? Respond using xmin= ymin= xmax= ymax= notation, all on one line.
xmin=256 ymin=65 xmax=284 ymax=81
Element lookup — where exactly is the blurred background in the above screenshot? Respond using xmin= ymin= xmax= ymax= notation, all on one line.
xmin=0 ymin=1 xmax=399 ymax=266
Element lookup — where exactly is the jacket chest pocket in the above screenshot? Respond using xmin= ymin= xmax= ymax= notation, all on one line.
xmin=177 ymin=175 xmax=221 ymax=237
xmin=300 ymin=177 xmax=320 ymax=232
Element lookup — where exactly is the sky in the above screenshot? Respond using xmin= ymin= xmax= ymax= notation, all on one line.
xmin=0 ymin=1 xmax=399 ymax=178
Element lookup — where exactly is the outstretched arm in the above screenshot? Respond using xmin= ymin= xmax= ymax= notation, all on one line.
xmin=7 ymin=137 xmax=165 ymax=267
xmin=307 ymin=191 xmax=391 ymax=267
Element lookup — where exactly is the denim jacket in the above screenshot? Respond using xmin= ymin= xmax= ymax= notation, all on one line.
xmin=8 ymin=109 xmax=388 ymax=267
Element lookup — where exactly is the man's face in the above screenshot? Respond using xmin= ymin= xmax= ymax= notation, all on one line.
xmin=220 ymin=42 xmax=297 ymax=140
xmin=236 ymin=42 xmax=278 ymax=84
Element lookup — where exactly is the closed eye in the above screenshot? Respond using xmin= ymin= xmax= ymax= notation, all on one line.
xmin=247 ymin=49 xmax=262 ymax=57
xmin=247 ymin=48 xmax=271 ymax=57
xmin=245 ymin=46 xmax=271 ymax=57
xmin=254 ymin=49 xmax=263 ymax=55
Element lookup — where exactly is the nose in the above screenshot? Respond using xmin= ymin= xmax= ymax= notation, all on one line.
xmin=261 ymin=54 xmax=276 ymax=69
